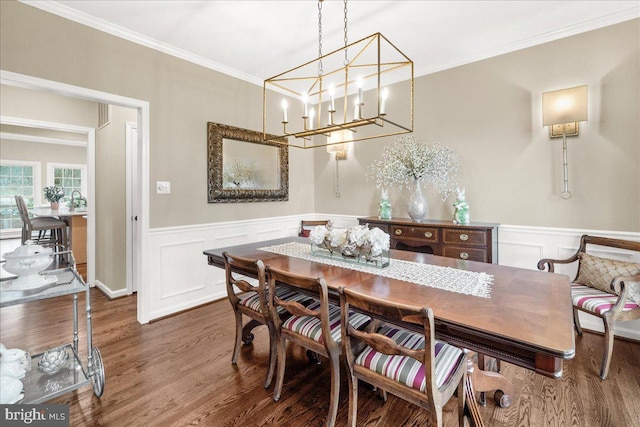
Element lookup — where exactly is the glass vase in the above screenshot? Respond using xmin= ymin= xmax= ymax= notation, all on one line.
xmin=407 ymin=179 xmax=427 ymax=222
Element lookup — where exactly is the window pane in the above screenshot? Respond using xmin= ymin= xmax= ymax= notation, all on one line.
xmin=1 ymin=164 xmax=35 ymax=233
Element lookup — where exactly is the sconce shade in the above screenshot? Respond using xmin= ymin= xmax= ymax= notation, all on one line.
xmin=326 ymin=130 xmax=353 ymax=153
xmin=327 ymin=130 xmax=352 ymax=160
xmin=542 ymin=85 xmax=588 ymax=126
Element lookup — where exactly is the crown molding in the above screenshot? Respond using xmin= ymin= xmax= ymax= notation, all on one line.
xmin=22 ymin=1 xmax=640 ymax=84
xmin=414 ymin=6 xmax=640 ymax=77
xmin=21 ymin=0 xmax=264 ymax=87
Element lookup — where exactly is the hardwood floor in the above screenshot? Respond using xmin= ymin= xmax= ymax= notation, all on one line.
xmin=1 ymin=291 xmax=638 ymax=426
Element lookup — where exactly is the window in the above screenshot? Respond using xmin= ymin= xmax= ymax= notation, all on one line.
xmin=0 ymin=160 xmax=41 ymax=235
xmin=47 ymin=163 xmax=87 ymax=203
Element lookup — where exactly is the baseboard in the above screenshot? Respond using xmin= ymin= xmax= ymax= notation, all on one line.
xmin=94 ymin=279 xmax=128 ymax=300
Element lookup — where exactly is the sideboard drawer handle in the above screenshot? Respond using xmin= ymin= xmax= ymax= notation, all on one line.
xmin=424 ymin=231 xmax=433 ymax=238
xmin=460 ymin=252 xmax=469 ymax=259
xmin=460 ymin=234 xmax=469 ymax=241
xmin=395 ymin=229 xmax=402 ymax=236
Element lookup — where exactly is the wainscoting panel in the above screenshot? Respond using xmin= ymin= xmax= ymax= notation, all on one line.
xmin=146 ymin=214 xmax=320 ymax=320
xmin=159 ymin=240 xmax=206 ymax=299
xmin=147 ymin=215 xmax=640 ymax=341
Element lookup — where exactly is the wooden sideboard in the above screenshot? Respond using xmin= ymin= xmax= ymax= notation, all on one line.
xmin=358 ymin=217 xmax=499 ymax=264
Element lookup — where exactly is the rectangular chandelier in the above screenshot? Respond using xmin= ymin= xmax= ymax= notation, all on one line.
xmin=263 ymin=32 xmax=413 ymax=149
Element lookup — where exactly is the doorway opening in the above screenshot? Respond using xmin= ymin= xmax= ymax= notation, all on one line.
xmin=1 ymin=70 xmax=151 ymax=324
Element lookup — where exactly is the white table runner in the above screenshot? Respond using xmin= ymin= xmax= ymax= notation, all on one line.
xmin=259 ymin=242 xmax=492 ymax=298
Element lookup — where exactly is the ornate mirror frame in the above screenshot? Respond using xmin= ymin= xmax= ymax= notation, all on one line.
xmin=207 ymin=122 xmax=289 ymax=203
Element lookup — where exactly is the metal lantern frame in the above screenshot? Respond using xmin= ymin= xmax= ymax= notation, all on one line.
xmin=263 ymin=32 xmax=414 ymax=149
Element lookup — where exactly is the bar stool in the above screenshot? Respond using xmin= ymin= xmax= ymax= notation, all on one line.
xmin=14 ymin=195 xmax=68 ymax=256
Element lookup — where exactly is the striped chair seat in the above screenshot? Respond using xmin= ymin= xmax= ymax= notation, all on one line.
xmin=282 ymin=300 xmax=371 ymax=344
xmin=355 ymin=325 xmax=465 ymax=391
xmin=239 ymin=287 xmax=311 ymax=313
xmin=571 ymin=283 xmax=639 ymax=316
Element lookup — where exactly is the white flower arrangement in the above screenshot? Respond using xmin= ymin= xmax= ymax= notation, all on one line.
xmin=309 ymin=221 xmax=390 ymax=265
xmin=366 ymin=135 xmax=459 ymax=199
xmin=43 ymin=186 xmax=64 ymax=203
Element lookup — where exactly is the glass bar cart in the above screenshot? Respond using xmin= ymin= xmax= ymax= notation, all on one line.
xmin=0 ymin=250 xmax=105 ymax=403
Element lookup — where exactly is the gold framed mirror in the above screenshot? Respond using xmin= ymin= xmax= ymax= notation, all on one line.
xmin=207 ymin=122 xmax=289 ymax=203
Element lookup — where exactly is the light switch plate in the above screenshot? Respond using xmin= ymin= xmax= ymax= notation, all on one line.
xmin=157 ymin=181 xmax=171 ymax=194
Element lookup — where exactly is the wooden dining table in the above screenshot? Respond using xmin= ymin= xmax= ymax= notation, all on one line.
xmin=204 ymin=237 xmax=575 ymax=426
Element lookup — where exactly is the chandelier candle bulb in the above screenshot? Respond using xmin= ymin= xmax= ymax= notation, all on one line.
xmin=281 ymin=99 xmax=288 ymax=123
xmin=302 ymin=92 xmax=309 ymax=118
xmin=380 ymin=87 xmax=388 ymax=115
xmin=309 ymin=108 xmax=315 ymax=130
xmin=354 ymin=98 xmax=360 ymax=120
xmin=329 ymin=84 xmax=336 ymax=112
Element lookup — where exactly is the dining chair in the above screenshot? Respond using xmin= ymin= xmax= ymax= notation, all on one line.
xmin=538 ymin=235 xmax=640 ymax=379
xmin=14 ymin=195 xmax=68 ymax=254
xmin=222 ymin=252 xmax=312 ymax=389
xmin=265 ymin=265 xmax=371 ymax=427
xmin=339 ymin=286 xmax=467 ymax=427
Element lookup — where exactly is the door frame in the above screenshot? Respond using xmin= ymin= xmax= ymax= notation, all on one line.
xmin=1 ymin=69 xmax=152 ymax=324
xmin=125 ymin=121 xmax=139 ymax=294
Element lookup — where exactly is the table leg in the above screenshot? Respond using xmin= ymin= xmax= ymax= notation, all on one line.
xmin=241 ymin=319 xmax=262 ymax=344
xmin=467 ymin=356 xmax=515 ymax=409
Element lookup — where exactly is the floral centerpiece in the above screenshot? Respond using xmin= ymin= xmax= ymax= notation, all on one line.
xmin=43 ymin=186 xmax=64 ymax=209
xmin=309 ymin=221 xmax=390 ymax=267
xmin=366 ymin=136 xmax=459 ymax=222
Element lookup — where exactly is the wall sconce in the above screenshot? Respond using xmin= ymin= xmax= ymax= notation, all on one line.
xmin=542 ymin=85 xmax=588 ymax=199
xmin=327 ymin=130 xmax=353 ymax=198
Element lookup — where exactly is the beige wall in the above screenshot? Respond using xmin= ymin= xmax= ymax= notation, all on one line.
xmin=0 ymin=85 xmax=98 ymax=127
xmin=315 ymin=19 xmax=640 ymax=232
xmin=0 ymin=0 xmax=315 ymax=231
xmin=95 ymin=105 xmax=135 ymax=291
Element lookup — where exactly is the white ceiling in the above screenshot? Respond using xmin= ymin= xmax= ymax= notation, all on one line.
xmin=24 ymin=1 xmax=640 ymax=86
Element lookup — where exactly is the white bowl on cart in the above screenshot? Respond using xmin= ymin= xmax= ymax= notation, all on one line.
xmin=2 ymin=242 xmax=56 ymax=289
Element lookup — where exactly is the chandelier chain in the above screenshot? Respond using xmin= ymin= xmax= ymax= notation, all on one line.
xmin=318 ymin=0 xmax=323 ymax=76
xmin=343 ymin=0 xmax=348 ymax=65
